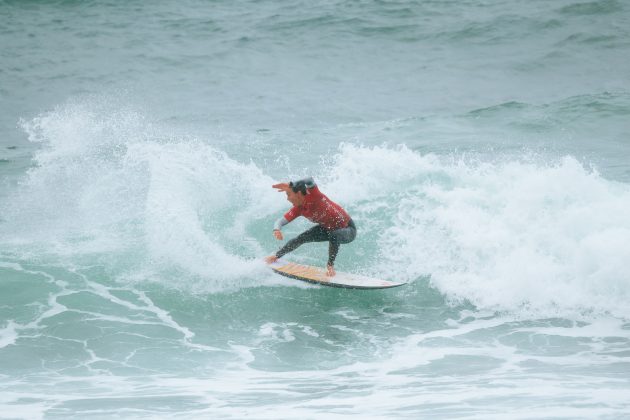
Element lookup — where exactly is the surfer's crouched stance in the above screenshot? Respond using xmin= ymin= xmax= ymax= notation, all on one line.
xmin=265 ymin=177 xmax=356 ymax=277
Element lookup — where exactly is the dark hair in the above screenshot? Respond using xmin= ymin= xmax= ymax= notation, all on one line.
xmin=290 ymin=181 xmax=307 ymax=195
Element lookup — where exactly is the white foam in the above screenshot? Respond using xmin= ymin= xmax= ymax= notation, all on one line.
xmin=322 ymin=144 xmax=630 ymax=318
xmin=130 ymin=140 xmax=276 ymax=281
xmin=6 ymin=102 xmax=630 ymax=309
xmin=3 ymin=97 xmax=283 ymax=292
xmin=0 ymin=321 xmax=18 ymax=349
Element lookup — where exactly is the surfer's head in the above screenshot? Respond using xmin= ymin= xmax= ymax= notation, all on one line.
xmin=285 ymin=188 xmax=305 ymax=206
xmin=289 ymin=180 xmax=308 ymax=196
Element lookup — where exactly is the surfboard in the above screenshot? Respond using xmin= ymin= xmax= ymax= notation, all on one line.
xmin=267 ymin=258 xmax=406 ymax=289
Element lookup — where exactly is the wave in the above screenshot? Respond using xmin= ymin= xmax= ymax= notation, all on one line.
xmin=1 ymin=97 xmax=279 ymax=291
xmin=325 ymin=144 xmax=630 ymax=318
xmin=2 ymin=98 xmax=629 ymax=317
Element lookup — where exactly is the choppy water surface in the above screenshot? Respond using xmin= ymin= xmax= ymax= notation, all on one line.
xmin=1 ymin=0 xmax=629 ymax=418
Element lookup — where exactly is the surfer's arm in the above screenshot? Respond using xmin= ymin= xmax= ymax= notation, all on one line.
xmin=273 ymin=217 xmax=289 ymax=231
xmin=272 ymin=217 xmax=288 ymax=240
xmin=273 ymin=207 xmax=300 ymax=240
xmin=272 ymin=217 xmax=287 ymax=240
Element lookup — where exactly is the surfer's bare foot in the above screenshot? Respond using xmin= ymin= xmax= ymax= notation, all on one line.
xmin=326 ymin=264 xmax=336 ymax=277
xmin=265 ymin=255 xmax=278 ymax=264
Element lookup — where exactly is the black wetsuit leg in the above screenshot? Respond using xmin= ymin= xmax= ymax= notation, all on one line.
xmin=275 ymin=219 xmax=357 ymax=266
xmin=275 ymin=225 xmax=329 ymax=259
xmin=327 ymin=219 xmax=357 ymax=266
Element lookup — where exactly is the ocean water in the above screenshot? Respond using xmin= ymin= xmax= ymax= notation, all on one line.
xmin=1 ymin=0 xmax=630 ymax=418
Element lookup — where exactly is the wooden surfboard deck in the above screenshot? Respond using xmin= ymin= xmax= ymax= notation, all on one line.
xmin=268 ymin=259 xmax=406 ymax=289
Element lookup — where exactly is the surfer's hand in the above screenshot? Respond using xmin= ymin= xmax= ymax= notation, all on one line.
xmin=265 ymin=255 xmax=278 ymax=264
xmin=272 ymin=183 xmax=291 ymax=192
xmin=326 ymin=264 xmax=336 ymax=277
xmin=273 ymin=230 xmax=283 ymax=240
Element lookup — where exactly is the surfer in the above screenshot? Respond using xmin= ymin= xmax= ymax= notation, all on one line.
xmin=265 ymin=177 xmax=356 ymax=277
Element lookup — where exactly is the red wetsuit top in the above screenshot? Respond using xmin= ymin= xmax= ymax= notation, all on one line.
xmin=283 ymin=186 xmax=351 ymax=231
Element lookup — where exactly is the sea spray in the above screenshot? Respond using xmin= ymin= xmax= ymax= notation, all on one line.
xmin=5 ymin=108 xmax=629 ymax=310
xmin=3 ymin=99 xmax=281 ymax=291
xmin=322 ymin=145 xmax=630 ymax=317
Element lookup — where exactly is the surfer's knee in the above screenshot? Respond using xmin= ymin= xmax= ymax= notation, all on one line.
xmin=330 ymin=225 xmax=356 ymax=245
